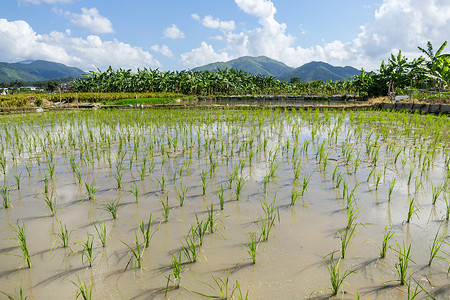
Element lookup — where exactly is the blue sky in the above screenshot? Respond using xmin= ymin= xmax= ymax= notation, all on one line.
xmin=1 ymin=0 xmax=449 ymax=72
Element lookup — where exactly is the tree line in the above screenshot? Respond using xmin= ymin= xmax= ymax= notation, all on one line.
xmin=71 ymin=41 xmax=449 ymax=99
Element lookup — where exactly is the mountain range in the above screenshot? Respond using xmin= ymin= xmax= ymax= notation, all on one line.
xmin=192 ymin=56 xmax=361 ymax=82
xmin=0 ymin=60 xmax=86 ymax=83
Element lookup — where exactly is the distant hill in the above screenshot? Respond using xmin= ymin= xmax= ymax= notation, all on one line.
xmin=192 ymin=56 xmax=360 ymax=82
xmin=0 ymin=60 xmax=86 ymax=83
xmin=277 ymin=61 xmax=360 ymax=82
xmin=192 ymin=56 xmax=293 ymax=77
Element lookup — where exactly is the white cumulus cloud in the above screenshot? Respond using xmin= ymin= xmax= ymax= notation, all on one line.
xmin=163 ymin=24 xmax=185 ymax=39
xmin=0 ymin=18 xmax=160 ymax=71
xmin=151 ymin=44 xmax=173 ymax=58
xmin=70 ymin=7 xmax=114 ymax=34
xmin=180 ymin=42 xmax=230 ymax=68
xmin=193 ymin=14 xmax=236 ymax=32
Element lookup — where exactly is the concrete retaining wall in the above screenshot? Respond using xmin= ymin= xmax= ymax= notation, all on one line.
xmin=375 ymin=102 xmax=450 ymax=114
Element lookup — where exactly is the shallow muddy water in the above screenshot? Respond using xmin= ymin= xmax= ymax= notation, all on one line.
xmin=0 ymin=108 xmax=449 ymax=299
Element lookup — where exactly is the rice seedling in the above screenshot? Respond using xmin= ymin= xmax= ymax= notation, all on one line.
xmin=290 ymin=182 xmax=300 ymax=206
xmin=157 ymin=172 xmax=167 ymax=193
xmin=374 ymin=172 xmax=382 ymax=190
xmin=122 ymin=232 xmax=146 ymax=271
xmin=194 ymin=214 xmax=207 ymax=247
xmin=139 ymin=214 xmax=153 ymax=248
xmin=43 ymin=176 xmax=49 ymax=194
xmin=206 ymin=202 xmax=216 ymax=233
xmin=394 ymin=242 xmax=413 ymax=285
xmin=406 ymin=195 xmax=420 ymax=223
xmin=444 ymin=194 xmax=450 ymax=220
xmin=165 ymin=252 xmax=183 ymax=294
xmin=431 ymin=183 xmax=442 ymax=205
xmin=0 ymin=280 xmax=30 ymax=300
xmin=79 ymin=233 xmax=96 ymax=268
xmin=10 ymin=221 xmax=31 ymax=268
xmin=323 ymin=251 xmax=355 ymax=296
xmin=379 ymin=225 xmax=395 ymax=259
xmin=70 ymin=276 xmax=92 ymax=300
xmin=43 ymin=191 xmax=58 ymax=216
xmin=200 ymin=170 xmax=208 ymax=196
xmin=181 ymin=226 xmax=198 ymax=263
xmin=406 ymin=278 xmax=422 ymax=300
xmin=100 ymin=198 xmax=120 ymax=220
xmin=388 ymin=179 xmax=396 ymax=202
xmin=175 ymin=181 xmax=188 ymax=207
xmin=246 ymin=232 xmax=260 ymax=264
xmin=94 ymin=222 xmax=108 ymax=248
xmin=217 ymin=181 xmax=225 ymax=210
xmin=259 ymin=196 xmax=279 ymax=242
xmin=1 ymin=184 xmax=11 ymax=209
xmin=191 ymin=269 xmax=240 ymax=299
xmin=338 ymin=223 xmax=357 ymax=259
xmin=55 ymin=220 xmax=70 ymax=248
xmin=129 ymin=182 xmax=139 ymax=203
xmin=235 ymin=175 xmax=246 ymax=201
xmin=84 ymin=180 xmax=97 ymax=201
xmin=161 ymin=194 xmax=170 ymax=222
xmin=428 ymin=226 xmax=445 ymax=266
xmin=13 ymin=172 xmax=21 ymax=190
xmin=301 ymin=172 xmax=313 ymax=195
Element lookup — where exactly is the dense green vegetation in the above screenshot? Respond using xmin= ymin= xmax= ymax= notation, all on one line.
xmin=72 ymin=41 xmax=449 ymax=100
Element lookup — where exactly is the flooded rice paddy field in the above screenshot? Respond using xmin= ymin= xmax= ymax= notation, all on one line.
xmin=0 ymin=107 xmax=449 ymax=299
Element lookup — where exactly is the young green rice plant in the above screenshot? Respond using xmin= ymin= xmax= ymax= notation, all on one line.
xmin=406 ymin=195 xmax=420 ymax=223
xmin=379 ymin=225 xmax=395 ymax=259
xmin=79 ymin=233 xmax=96 ymax=268
xmin=55 ymin=220 xmax=70 ymax=248
xmin=84 ymin=180 xmax=97 ymax=201
xmin=388 ymin=179 xmax=396 ymax=202
xmin=259 ymin=196 xmax=279 ymax=242
xmin=194 ymin=214 xmax=207 ymax=247
xmin=165 ymin=251 xmax=183 ymax=294
xmin=122 ymin=232 xmax=146 ymax=271
xmin=263 ymin=175 xmax=270 ymax=195
xmin=301 ymin=172 xmax=313 ymax=195
xmin=94 ymin=222 xmax=108 ymax=248
xmin=206 ymin=202 xmax=216 ymax=233
xmin=200 ymin=170 xmax=208 ymax=196
xmin=217 ymin=181 xmax=225 ymax=210
xmin=235 ymin=175 xmax=246 ymax=201
xmin=43 ymin=176 xmax=49 ymax=194
xmin=414 ymin=176 xmax=422 ymax=194
xmin=114 ymin=168 xmax=124 ymax=190
xmin=191 ymin=269 xmax=240 ymax=299
xmin=157 ymin=172 xmax=167 ymax=193
xmin=290 ymin=182 xmax=300 ymax=206
xmin=129 ymin=182 xmax=139 ymax=203
xmin=338 ymin=222 xmax=357 ymax=259
xmin=246 ymin=232 xmax=260 ymax=264
xmin=43 ymin=191 xmax=58 ymax=216
xmin=431 ymin=183 xmax=442 ymax=205
xmin=100 ymin=198 xmax=120 ymax=220
xmin=13 ymin=172 xmax=21 ymax=190
xmin=181 ymin=226 xmax=198 ymax=263
xmin=161 ymin=194 xmax=170 ymax=222
xmin=428 ymin=226 xmax=446 ymax=266
xmin=375 ymin=172 xmax=382 ymax=190
xmin=323 ymin=251 xmax=355 ymax=296
xmin=335 ymin=172 xmax=344 ymax=188
xmin=10 ymin=221 xmax=31 ymax=268
xmin=0 ymin=279 xmax=30 ymax=300
xmin=139 ymin=214 xmax=153 ymax=248
xmin=175 ymin=181 xmax=188 ymax=207
xmin=394 ymin=242 xmax=413 ymax=285
xmin=1 ymin=184 xmax=11 ymax=209
xmin=70 ymin=276 xmax=92 ymax=300
xmin=407 ymin=168 xmax=413 ymax=186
